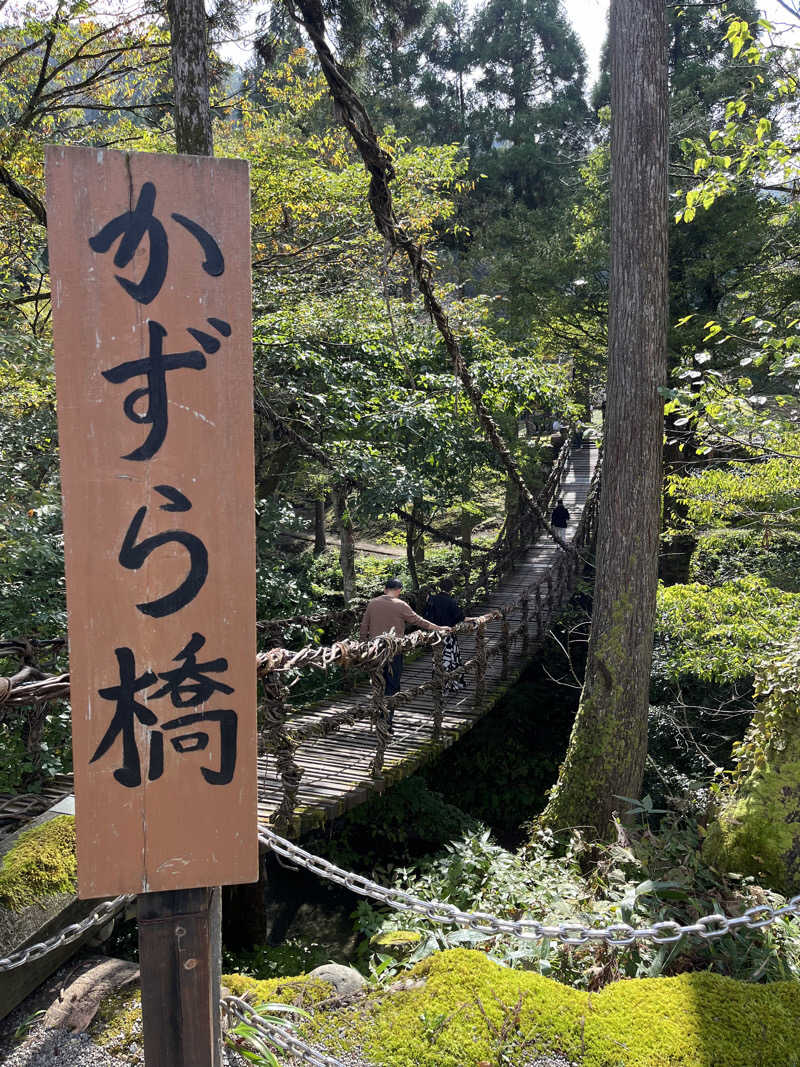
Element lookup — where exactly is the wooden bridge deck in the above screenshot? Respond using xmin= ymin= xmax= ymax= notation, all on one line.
xmin=258 ymin=445 xmax=597 ymax=835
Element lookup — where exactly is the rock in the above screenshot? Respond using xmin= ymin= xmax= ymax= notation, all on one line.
xmin=307 ymin=964 xmax=366 ymax=995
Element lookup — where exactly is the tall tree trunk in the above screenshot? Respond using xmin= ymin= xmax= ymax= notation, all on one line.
xmin=540 ymin=0 xmax=668 ymax=837
xmin=460 ymin=509 xmax=473 ymax=561
xmin=405 ymin=517 xmax=420 ymax=595
xmin=166 ymin=0 xmax=213 ymax=156
xmin=313 ymin=497 xmax=327 ymax=555
xmin=412 ymin=497 xmax=425 ymax=563
xmin=333 ymin=489 xmax=356 ymax=605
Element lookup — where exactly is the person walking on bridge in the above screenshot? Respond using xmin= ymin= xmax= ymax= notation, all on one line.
xmin=360 ymin=578 xmax=443 ymax=725
xmin=551 ymin=498 xmax=570 ymax=542
xmin=425 ymin=577 xmax=469 ymax=692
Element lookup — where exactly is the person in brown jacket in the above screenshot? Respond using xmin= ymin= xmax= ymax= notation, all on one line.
xmin=360 ymin=578 xmax=444 ymax=724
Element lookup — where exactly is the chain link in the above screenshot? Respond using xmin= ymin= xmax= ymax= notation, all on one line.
xmin=0 ymin=894 xmax=132 ymax=972
xmin=223 ymin=997 xmax=347 ymax=1067
xmin=258 ymin=825 xmax=800 ymax=945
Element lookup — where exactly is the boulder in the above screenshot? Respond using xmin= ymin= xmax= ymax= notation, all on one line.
xmin=306 ymin=963 xmax=366 ymax=996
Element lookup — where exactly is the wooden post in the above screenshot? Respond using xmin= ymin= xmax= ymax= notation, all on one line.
xmin=432 ymin=642 xmax=445 ymax=739
xmin=521 ymin=592 xmax=530 ymax=656
xmin=370 ymin=667 xmax=390 ymax=777
xmin=474 ymin=621 xmax=487 ymax=709
xmin=500 ymin=610 xmax=511 ymax=679
xmin=138 ymin=888 xmax=222 ymax=1067
xmin=461 ymin=559 xmax=472 ymax=615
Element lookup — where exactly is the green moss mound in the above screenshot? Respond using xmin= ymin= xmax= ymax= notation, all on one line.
xmin=306 ymin=949 xmax=800 ymax=1067
xmin=0 ymin=814 xmax=77 ymax=911
xmin=704 ymin=760 xmax=800 ymax=894
xmin=222 ymin=971 xmax=334 ymax=1008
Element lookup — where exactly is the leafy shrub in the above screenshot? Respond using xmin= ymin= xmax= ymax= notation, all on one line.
xmin=354 ymin=814 xmax=800 ymax=988
xmin=690 ymin=529 xmax=800 ymax=592
xmin=652 ymin=577 xmax=800 ymax=687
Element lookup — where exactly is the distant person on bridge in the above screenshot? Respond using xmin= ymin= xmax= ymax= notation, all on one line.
xmin=551 ymin=499 xmax=570 ymax=542
xmin=360 ymin=578 xmax=444 ymax=725
xmin=425 ymin=578 xmax=470 ymax=692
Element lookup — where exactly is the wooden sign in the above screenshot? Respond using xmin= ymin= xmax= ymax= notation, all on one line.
xmin=46 ymin=146 xmax=258 ymax=897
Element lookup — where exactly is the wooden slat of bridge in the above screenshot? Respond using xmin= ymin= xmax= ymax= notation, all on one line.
xmin=258 ymin=445 xmax=597 ymax=835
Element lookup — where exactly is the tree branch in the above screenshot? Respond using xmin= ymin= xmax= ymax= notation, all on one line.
xmin=0 ymin=165 xmax=46 ymax=225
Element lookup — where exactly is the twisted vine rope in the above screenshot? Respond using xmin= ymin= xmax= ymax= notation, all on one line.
xmin=283 ymin=0 xmax=565 ymax=541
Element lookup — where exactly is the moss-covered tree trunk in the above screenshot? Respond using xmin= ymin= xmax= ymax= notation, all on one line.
xmin=166 ymin=0 xmax=213 ymax=156
xmin=704 ymin=643 xmax=800 ymax=894
xmin=541 ymin=0 xmax=668 ymax=836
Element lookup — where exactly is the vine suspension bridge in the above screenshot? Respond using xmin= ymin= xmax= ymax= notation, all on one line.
xmin=1 ymin=439 xmax=597 ymax=837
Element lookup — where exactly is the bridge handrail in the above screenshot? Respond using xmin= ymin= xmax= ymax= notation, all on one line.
xmin=262 ymin=455 xmax=601 ymax=829
xmin=0 ymin=448 xmax=599 ymax=715
xmin=258 ymin=434 xmax=574 ymax=637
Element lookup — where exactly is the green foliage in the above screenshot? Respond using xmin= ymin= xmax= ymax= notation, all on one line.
xmin=705 ymin=631 xmax=800 ymax=892
xmin=690 ymin=530 xmax=800 ymax=592
xmin=0 ymin=335 xmax=64 ymax=636
xmin=225 ymin=1002 xmax=309 ymax=1066
xmin=666 ymin=453 xmax=800 ymax=533
xmin=652 ymin=577 xmax=800 ymax=687
xmin=353 ymin=811 xmax=800 ymax=988
xmin=0 ymin=815 xmax=76 ymax=911
xmin=223 ymin=939 xmax=332 ymax=981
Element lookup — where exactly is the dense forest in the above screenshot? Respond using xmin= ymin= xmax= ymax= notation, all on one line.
xmin=2 ymin=0 xmax=800 ymax=1063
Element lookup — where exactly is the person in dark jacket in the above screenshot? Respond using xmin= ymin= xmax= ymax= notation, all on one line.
xmin=425 ymin=578 xmax=467 ymax=692
xmin=551 ymin=499 xmax=570 ymax=541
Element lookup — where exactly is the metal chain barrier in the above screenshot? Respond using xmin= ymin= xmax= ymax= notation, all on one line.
xmin=223 ymin=996 xmax=346 ymax=1067
xmin=258 ymin=825 xmax=800 ymax=946
xmin=0 ymin=894 xmax=132 ymax=972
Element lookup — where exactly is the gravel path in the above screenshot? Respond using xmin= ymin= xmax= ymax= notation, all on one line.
xmin=0 ymin=1023 xmax=249 ymax=1067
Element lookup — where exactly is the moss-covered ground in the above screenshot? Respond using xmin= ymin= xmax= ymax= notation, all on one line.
xmin=223 ymin=949 xmax=800 ymax=1067
xmin=0 ymin=814 xmax=76 ymax=911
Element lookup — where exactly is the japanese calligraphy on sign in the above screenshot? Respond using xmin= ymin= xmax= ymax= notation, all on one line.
xmin=46 ymin=146 xmax=257 ymax=897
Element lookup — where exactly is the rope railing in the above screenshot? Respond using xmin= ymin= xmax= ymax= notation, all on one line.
xmin=260 ymin=455 xmax=601 ymax=829
xmin=0 ymin=438 xmax=580 ymax=709
xmin=0 ymin=446 xmax=599 ymax=832
xmin=256 ymin=433 xmax=574 ymax=641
